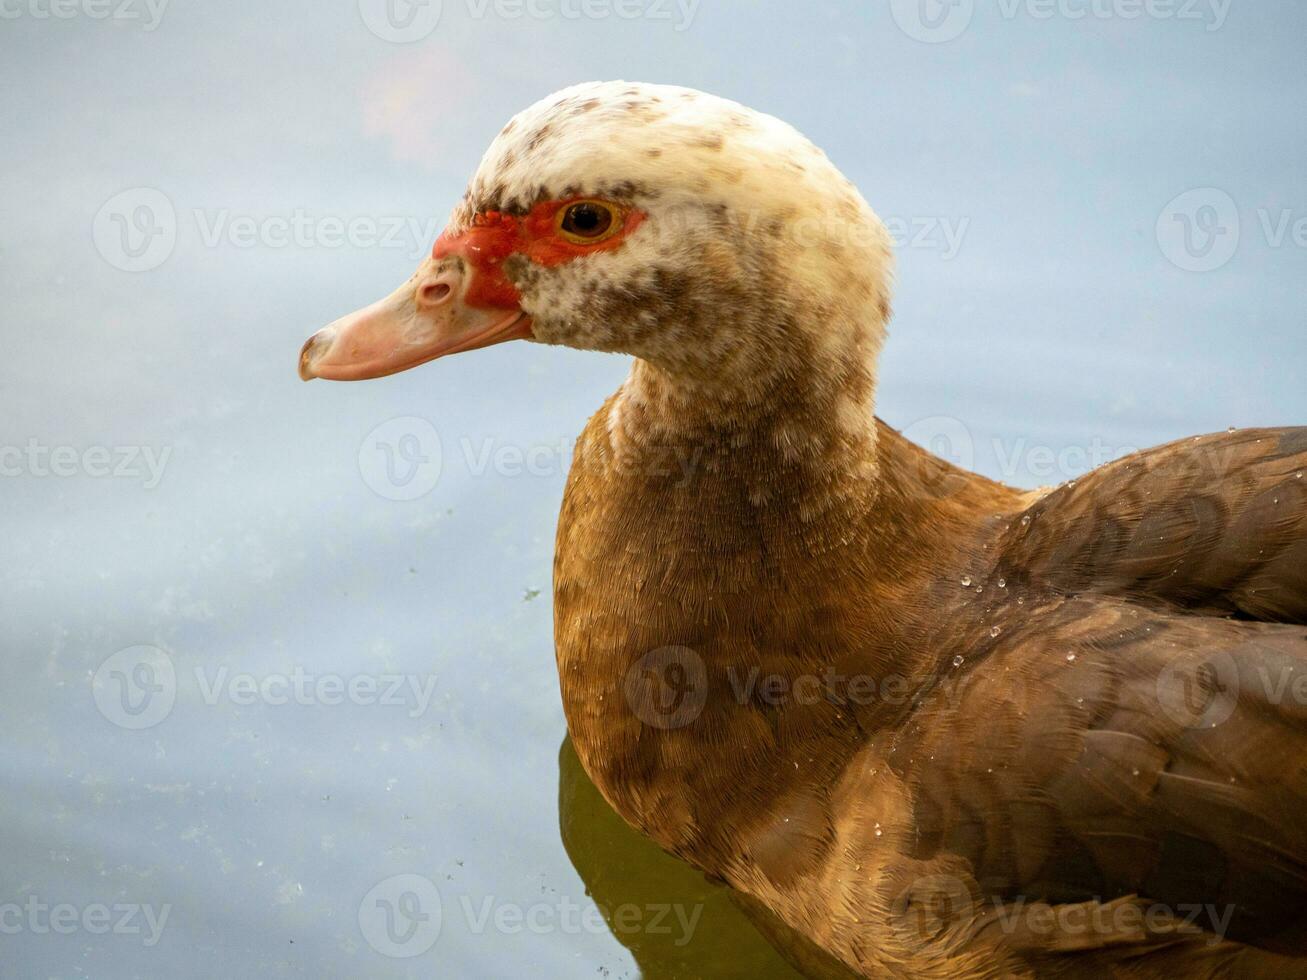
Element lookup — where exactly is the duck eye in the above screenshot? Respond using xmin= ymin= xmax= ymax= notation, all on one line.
xmin=557 ymin=200 xmax=619 ymax=243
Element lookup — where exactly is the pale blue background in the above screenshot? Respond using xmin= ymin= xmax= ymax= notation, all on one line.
xmin=2 ymin=1 xmax=1305 ymax=976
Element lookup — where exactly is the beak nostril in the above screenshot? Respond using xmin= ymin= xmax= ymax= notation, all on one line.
xmin=420 ymin=281 xmax=452 ymax=305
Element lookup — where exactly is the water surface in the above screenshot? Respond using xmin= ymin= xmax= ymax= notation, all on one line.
xmin=2 ymin=2 xmax=1305 ymax=976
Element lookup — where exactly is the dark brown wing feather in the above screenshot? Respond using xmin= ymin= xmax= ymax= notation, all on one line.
xmin=996 ymin=427 xmax=1307 ymax=622
xmin=906 ymin=597 xmax=1307 ymax=950
xmin=879 ymin=428 xmax=1307 ymax=967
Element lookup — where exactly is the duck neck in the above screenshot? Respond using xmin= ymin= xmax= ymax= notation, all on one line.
xmin=557 ymin=328 xmax=1018 ymax=868
xmin=611 ymin=316 xmax=885 ymax=512
xmin=558 ymin=347 xmax=952 ymax=870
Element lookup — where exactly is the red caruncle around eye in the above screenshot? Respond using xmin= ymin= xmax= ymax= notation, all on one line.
xmin=432 ymin=199 xmax=645 ymax=309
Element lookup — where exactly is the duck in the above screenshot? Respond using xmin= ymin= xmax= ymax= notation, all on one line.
xmin=299 ymin=81 xmax=1307 ymax=978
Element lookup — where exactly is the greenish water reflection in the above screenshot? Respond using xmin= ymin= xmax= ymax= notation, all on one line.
xmin=557 ymin=735 xmax=828 ymax=979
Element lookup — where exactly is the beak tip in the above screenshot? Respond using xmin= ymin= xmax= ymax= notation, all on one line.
xmin=298 ymin=332 xmax=325 ymax=381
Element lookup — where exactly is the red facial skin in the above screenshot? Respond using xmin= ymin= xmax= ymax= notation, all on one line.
xmin=432 ymin=199 xmax=646 ymax=310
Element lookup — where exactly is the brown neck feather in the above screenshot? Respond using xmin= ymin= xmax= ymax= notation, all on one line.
xmin=553 ymin=357 xmax=1022 ymax=867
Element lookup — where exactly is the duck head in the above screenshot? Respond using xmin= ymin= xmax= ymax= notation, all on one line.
xmin=300 ymin=80 xmax=894 ymax=418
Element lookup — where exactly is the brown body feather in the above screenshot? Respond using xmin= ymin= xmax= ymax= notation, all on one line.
xmin=555 ymin=405 xmax=1307 ymax=978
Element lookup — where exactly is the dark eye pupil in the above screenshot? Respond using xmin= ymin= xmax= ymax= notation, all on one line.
xmin=563 ymin=203 xmax=612 ymax=237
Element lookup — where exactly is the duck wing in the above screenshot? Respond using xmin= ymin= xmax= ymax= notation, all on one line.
xmin=995 ymin=427 xmax=1307 ymax=623
xmin=886 ymin=595 xmax=1307 ymax=963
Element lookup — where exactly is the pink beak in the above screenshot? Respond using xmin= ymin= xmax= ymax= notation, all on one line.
xmin=299 ymin=258 xmax=531 ymax=381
